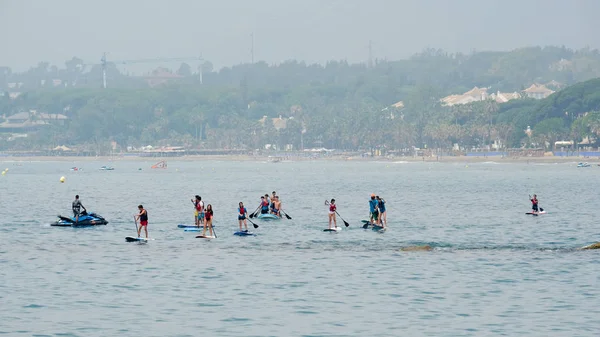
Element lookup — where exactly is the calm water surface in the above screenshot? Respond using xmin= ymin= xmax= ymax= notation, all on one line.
xmin=1 ymin=159 xmax=599 ymax=336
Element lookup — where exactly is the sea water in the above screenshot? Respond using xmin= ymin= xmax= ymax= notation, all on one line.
xmin=1 ymin=159 xmax=599 ymax=336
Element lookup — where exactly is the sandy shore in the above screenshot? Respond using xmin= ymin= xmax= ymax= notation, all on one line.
xmin=1 ymin=154 xmax=599 ymax=164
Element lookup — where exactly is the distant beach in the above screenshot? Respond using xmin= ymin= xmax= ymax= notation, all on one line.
xmin=1 ymin=154 xmax=599 ymax=164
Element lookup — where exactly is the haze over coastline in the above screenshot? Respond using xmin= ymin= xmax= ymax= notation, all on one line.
xmin=1 ymin=0 xmax=599 ymax=71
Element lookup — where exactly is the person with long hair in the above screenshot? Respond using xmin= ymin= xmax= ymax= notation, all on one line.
xmin=201 ymin=204 xmax=215 ymax=237
xmin=238 ymin=202 xmax=248 ymax=232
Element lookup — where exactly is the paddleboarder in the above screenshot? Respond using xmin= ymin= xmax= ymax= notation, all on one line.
xmin=376 ymin=196 xmax=387 ymax=227
xmin=328 ymin=198 xmax=337 ymax=229
xmin=271 ymin=191 xmax=277 ymax=206
xmin=238 ymin=202 xmax=248 ymax=232
xmin=369 ymin=193 xmax=379 ymax=225
xmin=259 ymin=196 xmax=269 ymax=214
xmin=201 ymin=204 xmax=215 ymax=237
xmin=272 ymin=196 xmax=282 ymax=217
xmin=192 ymin=195 xmax=204 ymax=227
xmin=72 ymin=195 xmax=86 ymax=223
xmin=530 ymin=194 xmax=539 ymax=214
xmin=135 ymin=204 xmax=148 ymax=238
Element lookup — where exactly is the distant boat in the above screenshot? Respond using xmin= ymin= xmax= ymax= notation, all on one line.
xmin=70 ymin=167 xmax=80 ymax=171
xmin=268 ymin=156 xmax=281 ymax=163
xmin=151 ymin=160 xmax=167 ymax=169
xmin=99 ymin=166 xmax=114 ymax=171
xmin=577 ymin=162 xmax=590 ymax=167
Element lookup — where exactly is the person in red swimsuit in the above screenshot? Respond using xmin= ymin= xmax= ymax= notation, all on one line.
xmin=201 ymin=204 xmax=215 ymax=237
xmin=328 ymin=199 xmax=337 ymax=229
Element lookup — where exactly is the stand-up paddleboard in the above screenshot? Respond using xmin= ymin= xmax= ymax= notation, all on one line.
xmin=323 ymin=227 xmax=342 ymax=232
xmin=234 ymin=231 xmax=255 ymax=236
xmin=126 ymin=236 xmax=149 ymax=243
xmin=178 ymin=224 xmax=217 ymax=228
xmin=184 ymin=227 xmax=203 ymax=232
xmin=257 ymin=213 xmax=280 ymax=220
xmin=196 ymin=235 xmax=216 ymax=239
xmin=372 ymin=225 xmax=386 ymax=232
xmin=526 ymin=211 xmax=547 ymax=216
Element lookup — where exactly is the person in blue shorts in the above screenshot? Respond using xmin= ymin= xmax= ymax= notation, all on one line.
xmin=369 ymin=193 xmax=379 ymax=225
xmin=376 ymin=196 xmax=386 ymax=227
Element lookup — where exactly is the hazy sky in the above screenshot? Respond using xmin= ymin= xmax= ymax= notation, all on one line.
xmin=1 ymin=0 xmax=599 ymax=72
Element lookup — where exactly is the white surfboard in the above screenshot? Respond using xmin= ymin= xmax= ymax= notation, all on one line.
xmin=323 ymin=227 xmax=342 ymax=232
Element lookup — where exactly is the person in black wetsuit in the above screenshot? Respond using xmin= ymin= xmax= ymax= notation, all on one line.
xmin=72 ymin=195 xmax=86 ymax=223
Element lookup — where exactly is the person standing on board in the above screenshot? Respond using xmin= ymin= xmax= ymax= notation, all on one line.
xmin=376 ymin=196 xmax=387 ymax=227
xmin=72 ymin=195 xmax=87 ymax=223
xmin=328 ymin=198 xmax=337 ymax=229
xmin=135 ymin=205 xmax=148 ymax=238
xmin=201 ymin=204 xmax=215 ymax=237
xmin=259 ymin=196 xmax=269 ymax=214
xmin=192 ymin=195 xmax=204 ymax=227
xmin=238 ymin=202 xmax=248 ymax=232
xmin=369 ymin=194 xmax=379 ymax=225
xmin=530 ymin=194 xmax=539 ymax=214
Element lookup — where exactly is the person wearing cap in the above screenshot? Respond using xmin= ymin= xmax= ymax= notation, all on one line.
xmin=369 ymin=193 xmax=379 ymax=225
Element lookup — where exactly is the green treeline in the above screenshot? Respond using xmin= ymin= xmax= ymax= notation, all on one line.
xmin=1 ymin=46 xmax=600 ymax=152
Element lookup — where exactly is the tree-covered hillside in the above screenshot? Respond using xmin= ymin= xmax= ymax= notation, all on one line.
xmin=1 ymin=46 xmax=600 ymax=153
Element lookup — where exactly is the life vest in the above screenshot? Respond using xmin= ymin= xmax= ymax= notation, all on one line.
xmin=140 ymin=210 xmax=148 ymax=222
xmin=239 ymin=207 xmax=246 ymax=215
xmin=329 ymin=204 xmax=336 ymax=212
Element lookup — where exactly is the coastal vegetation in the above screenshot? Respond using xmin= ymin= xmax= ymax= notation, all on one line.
xmin=1 ymin=46 xmax=600 ymax=154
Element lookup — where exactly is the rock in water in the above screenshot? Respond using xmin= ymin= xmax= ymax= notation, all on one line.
xmin=581 ymin=242 xmax=600 ymax=250
xmin=400 ymin=245 xmax=433 ymax=252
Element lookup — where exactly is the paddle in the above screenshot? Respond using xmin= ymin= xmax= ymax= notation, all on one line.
xmin=247 ymin=218 xmax=259 ymax=229
xmin=133 ymin=215 xmax=139 ymax=237
xmin=325 ymin=200 xmax=349 ymax=227
xmin=249 ymin=205 xmax=260 ymax=219
xmin=211 ymin=222 xmax=217 ymax=238
xmin=281 ymin=210 xmax=292 ymax=220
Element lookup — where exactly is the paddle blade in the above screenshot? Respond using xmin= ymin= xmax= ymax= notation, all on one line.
xmin=253 ymin=223 xmax=259 ymax=229
xmin=284 ymin=213 xmax=292 ymax=220
xmin=362 ymin=223 xmax=369 ymax=229
xmin=344 ymin=220 xmax=350 ymax=227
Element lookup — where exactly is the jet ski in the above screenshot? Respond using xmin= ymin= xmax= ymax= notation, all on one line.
xmin=51 ymin=210 xmax=109 ymax=227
